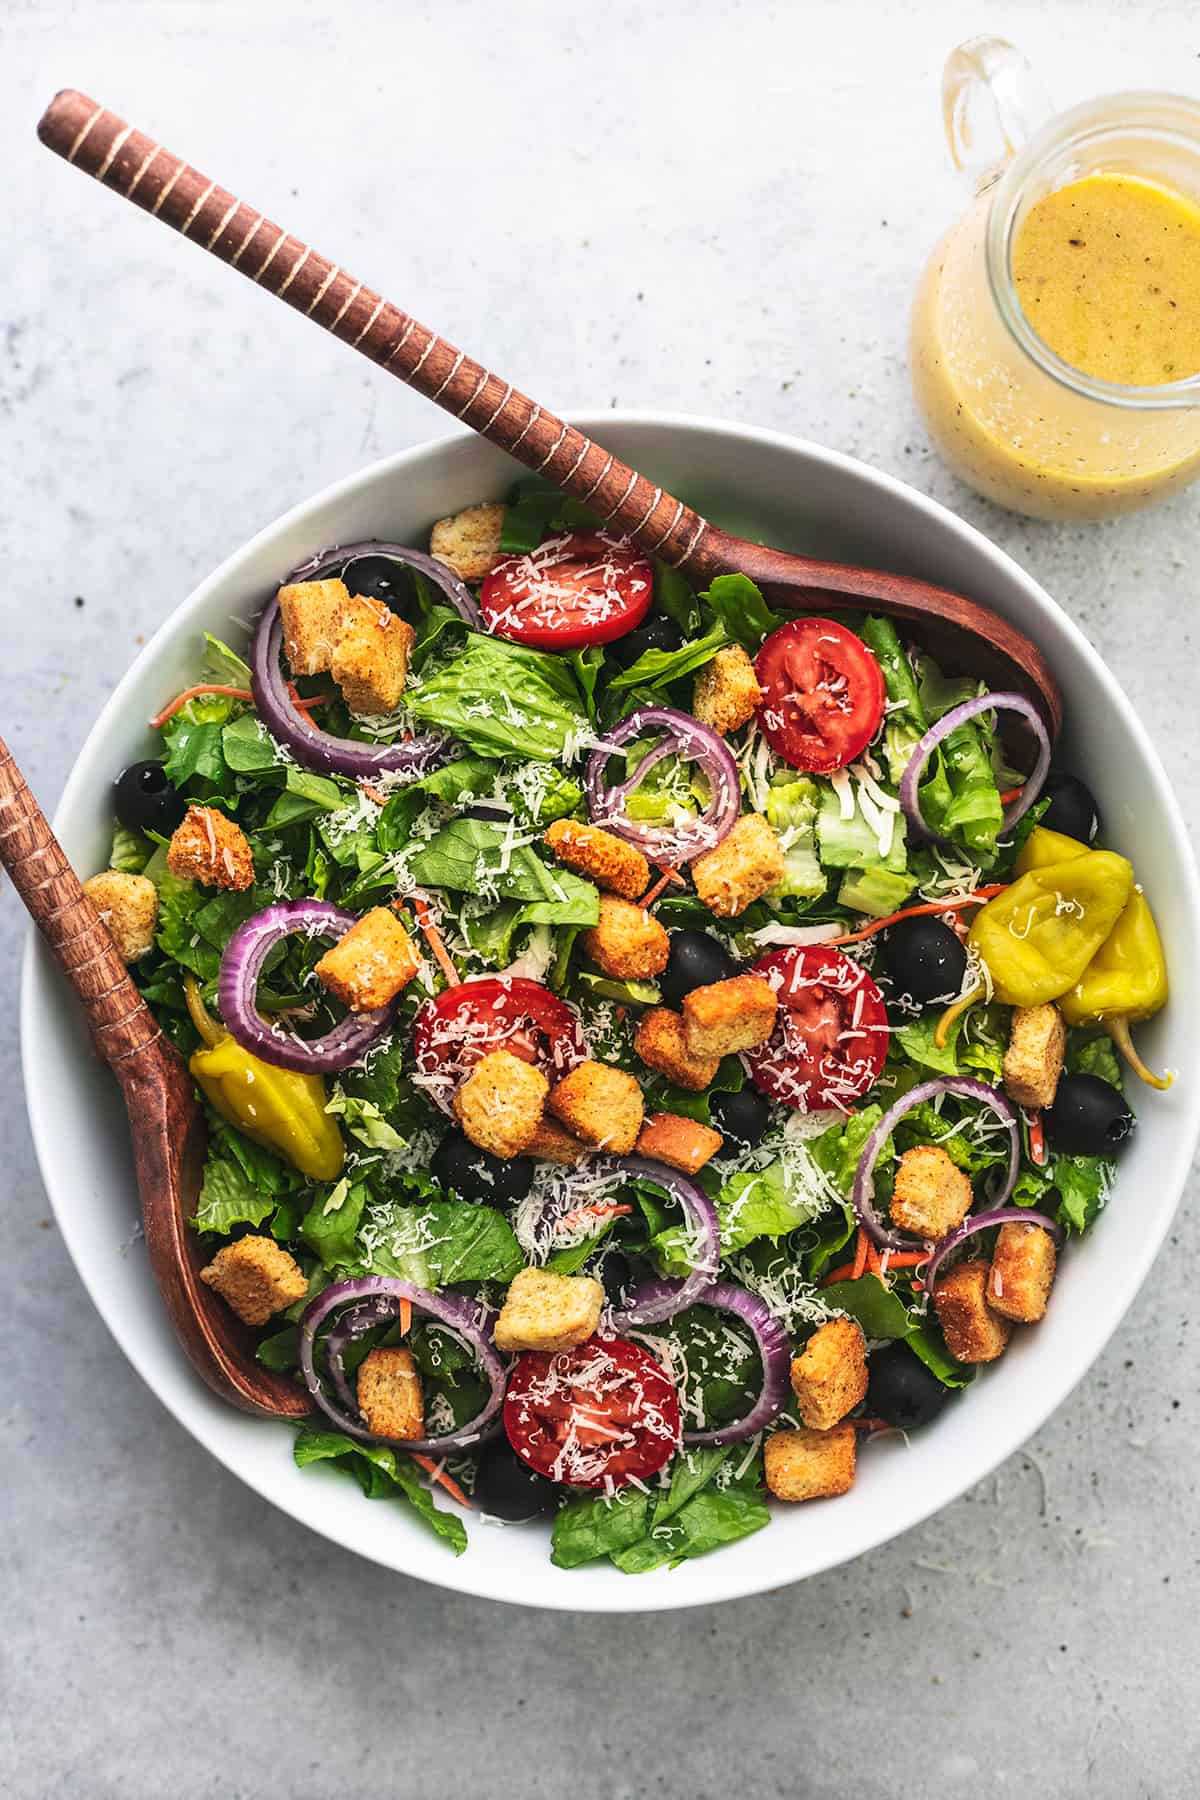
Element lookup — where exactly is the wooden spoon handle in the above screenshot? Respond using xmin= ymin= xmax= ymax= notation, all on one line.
xmin=37 ymin=89 xmax=711 ymax=574
xmin=0 ymin=737 xmax=160 ymax=1067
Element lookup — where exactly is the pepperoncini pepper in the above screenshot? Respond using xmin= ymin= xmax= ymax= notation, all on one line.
xmin=184 ymin=977 xmax=345 ymax=1181
xmin=967 ymin=850 xmax=1134 ymax=1008
xmin=1014 ymin=824 xmax=1090 ymax=875
xmin=1060 ymin=890 xmax=1172 ymax=1089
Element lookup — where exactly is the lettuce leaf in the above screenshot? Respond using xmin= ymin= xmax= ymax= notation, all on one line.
xmin=192 ymin=1116 xmax=298 ymax=1235
xmin=409 ymin=817 xmax=598 ymax=924
xmin=293 ymin=1429 xmax=467 ymax=1554
xmin=407 ymin=632 xmax=587 ymax=759
xmin=699 ymin=573 xmax=782 ymax=651
xmin=605 ymin=623 xmax=726 ymax=694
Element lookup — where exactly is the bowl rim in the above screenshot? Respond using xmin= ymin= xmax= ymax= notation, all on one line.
xmin=21 ymin=407 xmax=1200 ymax=1612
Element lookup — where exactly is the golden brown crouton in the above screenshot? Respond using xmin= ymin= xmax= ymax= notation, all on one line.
xmin=199 ymin=1235 xmax=307 ymax=1327
xmin=988 ymin=1221 xmax=1058 ymax=1323
xmin=691 ymin=813 xmax=786 ymax=919
xmin=933 ymin=1259 xmax=1012 ymax=1363
xmin=330 ymin=595 xmax=415 ymax=716
xmin=494 ymin=1266 xmax=604 ymax=1354
xmin=548 ymin=1060 xmax=644 ymax=1154
xmin=526 ymin=1118 xmax=590 ymax=1166
xmin=682 ymin=973 xmax=778 ymax=1057
xmin=544 ymin=818 xmax=649 ymax=902
xmin=633 ymin=1007 xmax=721 ymax=1092
xmin=764 ymin=1422 xmax=856 ymax=1502
xmin=890 ymin=1144 xmax=972 ymax=1241
xmin=429 ymin=502 xmax=506 ymax=583
xmin=790 ymin=1317 xmax=868 ymax=1431
xmin=692 ymin=645 xmax=762 ymax=736
xmin=277 ymin=577 xmax=351 ymax=676
xmin=453 ymin=1048 xmax=548 ymax=1159
xmin=167 ymin=805 xmax=255 ymax=891
xmin=357 ymin=1346 xmax=424 ymax=1441
xmin=315 ymin=907 xmax=421 ymax=1012
xmin=83 ymin=870 xmax=158 ymax=963
xmin=635 ymin=1112 xmax=724 ymax=1175
xmin=1003 ymin=1003 xmax=1067 ymax=1112
xmin=581 ymin=894 xmax=670 ymax=982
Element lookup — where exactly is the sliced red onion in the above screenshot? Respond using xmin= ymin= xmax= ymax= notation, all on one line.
xmin=251 ymin=601 xmax=453 ymax=781
xmin=899 ymin=692 xmax=1051 ymax=844
xmin=584 ymin=706 xmax=740 ymax=864
xmin=921 ymin=1207 xmax=1064 ymax=1292
xmin=218 ymin=900 xmax=395 ymax=1073
xmin=606 ymin=1156 xmax=721 ymax=1325
xmin=852 ymin=1076 xmax=1019 ymax=1251
xmin=620 ymin=1278 xmax=792 ymax=1446
xmin=287 ymin=539 xmax=481 ymax=628
xmin=299 ymin=1275 xmax=506 ymax=1453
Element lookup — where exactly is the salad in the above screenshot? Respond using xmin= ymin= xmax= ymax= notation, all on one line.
xmin=81 ymin=480 xmax=1172 ymax=1573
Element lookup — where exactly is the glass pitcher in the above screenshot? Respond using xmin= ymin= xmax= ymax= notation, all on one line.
xmin=911 ymin=37 xmax=1200 ymax=520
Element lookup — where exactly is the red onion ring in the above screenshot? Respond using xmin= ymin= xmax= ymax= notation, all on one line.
xmin=899 ymin=691 xmax=1051 ymax=844
xmin=299 ymin=1275 xmax=506 ymax=1453
xmin=584 ymin=706 xmax=740 ymax=865
xmin=605 ymin=1157 xmax=721 ymax=1326
xmin=287 ymin=539 xmax=481 ymax=628
xmin=852 ymin=1076 xmax=1020 ymax=1251
xmin=920 ymin=1206 xmax=1064 ymax=1293
xmin=621 ymin=1277 xmax=792 ymax=1446
xmin=217 ymin=899 xmax=396 ymax=1073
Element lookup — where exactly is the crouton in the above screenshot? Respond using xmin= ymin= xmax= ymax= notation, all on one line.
xmin=453 ymin=1048 xmax=548 ymax=1159
xmin=692 ymin=645 xmax=762 ymax=736
xmin=988 ymin=1221 xmax=1058 ymax=1323
xmin=691 ymin=813 xmax=786 ymax=919
xmin=633 ymin=1007 xmax=721 ymax=1092
xmin=494 ymin=1266 xmax=604 ymax=1354
xmin=548 ymin=1060 xmax=644 ymax=1154
xmin=790 ymin=1317 xmax=868 ymax=1431
xmin=83 ymin=870 xmax=158 ymax=963
xmin=682 ymin=973 xmax=778 ymax=1057
xmin=277 ymin=577 xmax=351 ymax=676
xmin=329 ymin=594 xmax=415 ymax=716
xmin=199 ymin=1235 xmax=307 ymax=1327
xmin=932 ymin=1259 xmax=1012 ymax=1363
xmin=167 ymin=804 xmax=254 ymax=891
xmin=581 ymin=894 xmax=670 ymax=982
xmin=544 ymin=818 xmax=649 ymax=902
xmin=1003 ymin=1003 xmax=1067 ymax=1112
xmin=764 ymin=1422 xmax=856 ymax=1502
xmin=890 ymin=1144 xmax=972 ymax=1241
xmin=429 ymin=501 xmax=506 ymax=583
xmin=357 ymin=1346 xmax=424 ymax=1440
xmin=315 ymin=907 xmax=421 ymax=1012
xmin=635 ymin=1112 xmax=724 ymax=1175
xmin=526 ymin=1118 xmax=590 ymax=1167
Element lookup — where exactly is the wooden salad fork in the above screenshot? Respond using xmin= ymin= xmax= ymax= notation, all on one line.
xmin=36 ymin=88 xmax=1062 ymax=737
xmin=0 ymin=737 xmax=307 ymax=1417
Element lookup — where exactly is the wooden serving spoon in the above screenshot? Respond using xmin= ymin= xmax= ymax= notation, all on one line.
xmin=36 ymin=88 xmax=1062 ymax=737
xmin=0 ymin=737 xmax=307 ymax=1417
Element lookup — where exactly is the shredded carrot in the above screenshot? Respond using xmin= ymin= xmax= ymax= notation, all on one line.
xmin=410 ymin=1453 xmax=473 ymax=1509
xmin=150 ymin=681 xmax=325 ymax=729
xmin=821 ymin=1247 xmax=927 ymax=1287
xmin=1028 ymin=1111 xmax=1047 ymax=1168
xmin=934 ymin=977 xmax=985 ymax=1049
xmin=864 ymin=1238 xmax=883 ymax=1277
xmin=998 ymin=786 xmax=1024 ymax=807
xmin=851 ymin=1227 xmax=869 ymax=1281
xmin=827 ymin=886 xmax=1007 ymax=947
xmin=359 ymin=781 xmax=389 ymax=806
xmin=398 ymin=1297 xmax=413 ymax=1338
xmin=558 ymin=1202 xmax=634 ymax=1233
xmin=640 ymin=865 xmax=684 ymax=908
xmin=405 ymin=894 xmax=461 ymax=986
xmin=878 ymin=1251 xmax=928 ymax=1271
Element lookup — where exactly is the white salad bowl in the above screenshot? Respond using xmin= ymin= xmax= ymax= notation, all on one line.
xmin=21 ymin=412 xmax=1200 ymax=1612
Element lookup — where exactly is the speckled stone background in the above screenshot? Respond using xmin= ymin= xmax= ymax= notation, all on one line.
xmin=3 ymin=3 xmax=1198 ymax=1795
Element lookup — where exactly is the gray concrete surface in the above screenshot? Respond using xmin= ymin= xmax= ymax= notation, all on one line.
xmin=3 ymin=2 xmax=1198 ymax=1795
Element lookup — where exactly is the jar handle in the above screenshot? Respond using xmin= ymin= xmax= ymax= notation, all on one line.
xmin=942 ymin=36 xmax=1053 ymax=193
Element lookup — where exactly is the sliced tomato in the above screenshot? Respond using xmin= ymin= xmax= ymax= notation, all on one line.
xmin=745 ymin=944 xmax=889 ymax=1110
xmin=755 ymin=617 xmax=885 ymax=772
xmin=480 ymin=531 xmax=653 ymax=650
xmin=504 ymin=1337 xmax=680 ymax=1489
xmin=411 ymin=976 xmax=587 ymax=1115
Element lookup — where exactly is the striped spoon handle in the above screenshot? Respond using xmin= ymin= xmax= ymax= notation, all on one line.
xmin=37 ymin=89 xmax=712 ymax=575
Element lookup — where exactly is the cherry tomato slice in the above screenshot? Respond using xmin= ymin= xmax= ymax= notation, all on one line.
xmin=480 ymin=532 xmax=654 ymax=650
xmin=411 ymin=976 xmax=587 ymax=1115
xmin=745 ymin=944 xmax=889 ymax=1110
xmin=755 ymin=617 xmax=885 ymax=773
xmin=504 ymin=1337 xmax=681 ymax=1489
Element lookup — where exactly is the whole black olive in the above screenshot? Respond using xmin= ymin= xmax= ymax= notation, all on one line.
xmin=880 ymin=916 xmax=968 ymax=1007
xmin=475 ymin=1439 xmax=558 ymax=1522
xmin=659 ymin=930 xmax=738 ymax=1009
xmin=114 ymin=760 xmax=187 ymax=836
xmin=607 ymin=615 xmax=684 ymax=671
xmin=431 ymin=1130 xmax=533 ymax=1206
xmin=1044 ymin=1073 xmax=1134 ymax=1157
xmin=340 ymin=553 xmax=413 ymax=613
xmin=598 ymin=1249 xmax=633 ymax=1307
xmin=1040 ymin=771 xmax=1099 ymax=844
xmin=866 ymin=1343 xmax=952 ymax=1430
xmin=710 ymin=1088 xmax=772 ymax=1150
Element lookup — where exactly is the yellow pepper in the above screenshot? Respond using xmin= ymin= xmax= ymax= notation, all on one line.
xmin=967 ymin=850 xmax=1134 ymax=1008
xmin=1014 ymin=824 xmax=1089 ymax=875
xmin=184 ymin=977 xmax=345 ymax=1181
xmin=1060 ymin=890 xmax=1172 ymax=1089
